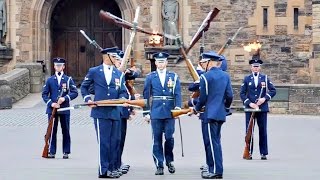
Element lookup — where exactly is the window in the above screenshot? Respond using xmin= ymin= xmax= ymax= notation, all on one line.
xmin=294 ymin=8 xmax=299 ymax=30
xmin=263 ymin=8 xmax=268 ymax=29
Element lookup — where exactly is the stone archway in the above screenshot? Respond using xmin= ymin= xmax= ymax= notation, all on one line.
xmin=29 ymin=0 xmax=136 ymax=77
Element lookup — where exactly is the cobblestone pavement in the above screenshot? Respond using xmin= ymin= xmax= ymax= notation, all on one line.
xmin=0 ymin=94 xmax=319 ymax=180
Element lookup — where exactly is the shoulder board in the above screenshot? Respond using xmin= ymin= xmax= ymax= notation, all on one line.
xmin=147 ymin=71 xmax=157 ymax=76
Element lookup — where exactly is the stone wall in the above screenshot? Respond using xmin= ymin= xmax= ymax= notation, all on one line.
xmin=0 ymin=68 xmax=30 ymax=108
xmin=15 ymin=63 xmax=44 ymax=93
xmin=134 ymin=79 xmax=320 ymax=115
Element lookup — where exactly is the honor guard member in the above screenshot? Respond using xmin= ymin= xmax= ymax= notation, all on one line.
xmin=143 ymin=52 xmax=182 ymax=175
xmin=240 ymin=59 xmax=276 ymax=160
xmin=189 ymin=54 xmax=231 ymax=174
xmin=114 ymin=50 xmax=140 ymax=175
xmin=41 ymin=57 xmax=78 ymax=159
xmin=193 ymin=51 xmax=233 ymax=179
xmin=80 ymin=47 xmax=128 ymax=178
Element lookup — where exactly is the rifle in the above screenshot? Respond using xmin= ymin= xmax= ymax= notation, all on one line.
xmin=119 ymin=6 xmax=140 ymax=72
xmin=185 ymin=8 xmax=220 ymax=54
xmin=42 ymin=90 xmax=64 ymax=158
xmin=80 ymin=30 xmax=103 ymax=51
xmin=217 ymin=26 xmax=243 ymax=55
xmin=243 ymin=84 xmax=265 ymax=159
xmin=99 ymin=10 xmax=176 ymax=40
xmin=125 ymin=49 xmax=139 ymax=96
xmin=57 ymin=99 xmax=147 ymax=112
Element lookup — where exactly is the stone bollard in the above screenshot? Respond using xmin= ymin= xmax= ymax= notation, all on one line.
xmin=16 ymin=63 xmax=44 ymax=93
xmin=0 ymin=85 xmax=12 ymax=109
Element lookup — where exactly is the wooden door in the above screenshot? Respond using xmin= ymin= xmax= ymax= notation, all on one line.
xmin=51 ymin=0 xmax=122 ymax=84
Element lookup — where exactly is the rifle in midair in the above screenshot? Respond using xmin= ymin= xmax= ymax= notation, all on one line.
xmin=185 ymin=8 xmax=220 ymax=54
xmin=99 ymin=10 xmax=176 ymax=41
xmin=80 ymin=30 xmax=103 ymax=51
xmin=119 ymin=6 xmax=140 ymax=72
xmin=42 ymin=90 xmax=64 ymax=158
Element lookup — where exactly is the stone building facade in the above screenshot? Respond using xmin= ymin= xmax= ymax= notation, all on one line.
xmin=0 ymin=0 xmax=319 ymax=84
xmin=0 ymin=0 xmax=319 ymax=113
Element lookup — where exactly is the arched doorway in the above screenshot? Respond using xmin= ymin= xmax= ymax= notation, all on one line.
xmin=50 ymin=0 xmax=122 ymax=84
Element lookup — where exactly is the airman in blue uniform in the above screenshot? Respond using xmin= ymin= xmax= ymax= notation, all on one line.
xmin=188 ymin=54 xmax=230 ymax=174
xmin=240 ymin=59 xmax=276 ymax=160
xmin=193 ymin=51 xmax=233 ymax=179
xmin=41 ymin=57 xmax=78 ymax=159
xmin=114 ymin=50 xmax=141 ymax=175
xmin=143 ymin=52 xmax=182 ymax=175
xmin=80 ymin=47 xmax=128 ymax=178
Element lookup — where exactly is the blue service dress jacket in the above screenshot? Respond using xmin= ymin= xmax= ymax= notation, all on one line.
xmin=143 ymin=71 xmax=182 ymax=119
xmin=240 ymin=73 xmax=276 ymax=112
xmin=42 ymin=74 xmax=78 ymax=114
xmin=195 ymin=67 xmax=233 ymax=122
xmin=80 ymin=65 xmax=128 ymax=120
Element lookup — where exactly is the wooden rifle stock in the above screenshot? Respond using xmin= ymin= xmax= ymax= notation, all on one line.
xmin=243 ymin=112 xmax=255 ymax=159
xmin=99 ymin=10 xmax=163 ymax=37
xmin=171 ymin=108 xmax=192 ymax=118
xmin=42 ymin=108 xmax=57 ymax=158
xmin=96 ymin=99 xmax=146 ymax=108
xmin=186 ymin=8 xmax=220 ymax=54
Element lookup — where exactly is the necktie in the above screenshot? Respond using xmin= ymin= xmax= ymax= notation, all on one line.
xmin=58 ymin=72 xmax=61 ymax=76
xmin=254 ymin=72 xmax=257 ymax=76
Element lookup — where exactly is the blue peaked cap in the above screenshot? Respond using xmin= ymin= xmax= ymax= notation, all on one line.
xmin=101 ymin=47 xmax=118 ymax=55
xmin=153 ymin=52 xmax=170 ymax=61
xmin=200 ymin=51 xmax=222 ymax=62
xmin=52 ymin=57 xmax=66 ymax=65
xmin=249 ymin=59 xmax=263 ymax=66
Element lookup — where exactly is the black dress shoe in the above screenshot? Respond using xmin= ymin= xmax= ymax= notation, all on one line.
xmin=155 ymin=167 xmax=164 ymax=175
xmin=261 ymin=155 xmax=267 ymax=160
xmin=63 ymin=153 xmax=69 ymax=159
xmin=212 ymin=174 xmax=223 ymax=179
xmin=202 ymin=172 xmax=223 ymax=179
xmin=167 ymin=162 xmax=175 ymax=174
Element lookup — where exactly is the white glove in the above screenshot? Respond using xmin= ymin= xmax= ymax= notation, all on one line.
xmin=143 ymin=114 xmax=151 ymax=123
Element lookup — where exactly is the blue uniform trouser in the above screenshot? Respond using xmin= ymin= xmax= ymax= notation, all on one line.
xmin=94 ymin=118 xmax=120 ymax=176
xmin=202 ymin=120 xmax=224 ymax=174
xmin=245 ymin=112 xmax=268 ymax=155
xmin=151 ymin=118 xmax=175 ymax=168
xmin=116 ymin=118 xmax=128 ymax=169
xmin=48 ymin=114 xmax=70 ymax=154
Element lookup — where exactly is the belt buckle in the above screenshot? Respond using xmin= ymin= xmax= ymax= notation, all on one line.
xmin=162 ymin=97 xmax=166 ymax=100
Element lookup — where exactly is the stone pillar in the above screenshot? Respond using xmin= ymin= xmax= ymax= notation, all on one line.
xmin=311 ymin=1 xmax=320 ymax=83
xmin=15 ymin=63 xmax=44 ymax=93
xmin=0 ymin=84 xmax=11 ymax=109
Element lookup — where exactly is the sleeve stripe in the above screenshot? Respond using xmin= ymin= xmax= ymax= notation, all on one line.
xmin=66 ymin=95 xmax=71 ymax=101
xmin=267 ymin=94 xmax=272 ymax=99
xmin=46 ymin=99 xmax=52 ymax=105
xmin=83 ymin=95 xmax=91 ymax=101
xmin=244 ymin=99 xmax=249 ymax=104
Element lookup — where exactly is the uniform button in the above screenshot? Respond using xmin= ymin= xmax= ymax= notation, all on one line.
xmin=255 ymin=89 xmax=257 ymax=91
xmin=108 ymin=87 xmax=110 ymax=89
xmin=107 ymin=93 xmax=110 ymax=96
xmin=255 ymin=95 xmax=257 ymax=96
xmin=163 ymin=90 xmax=165 ymax=92
xmin=163 ymin=103 xmax=165 ymax=105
